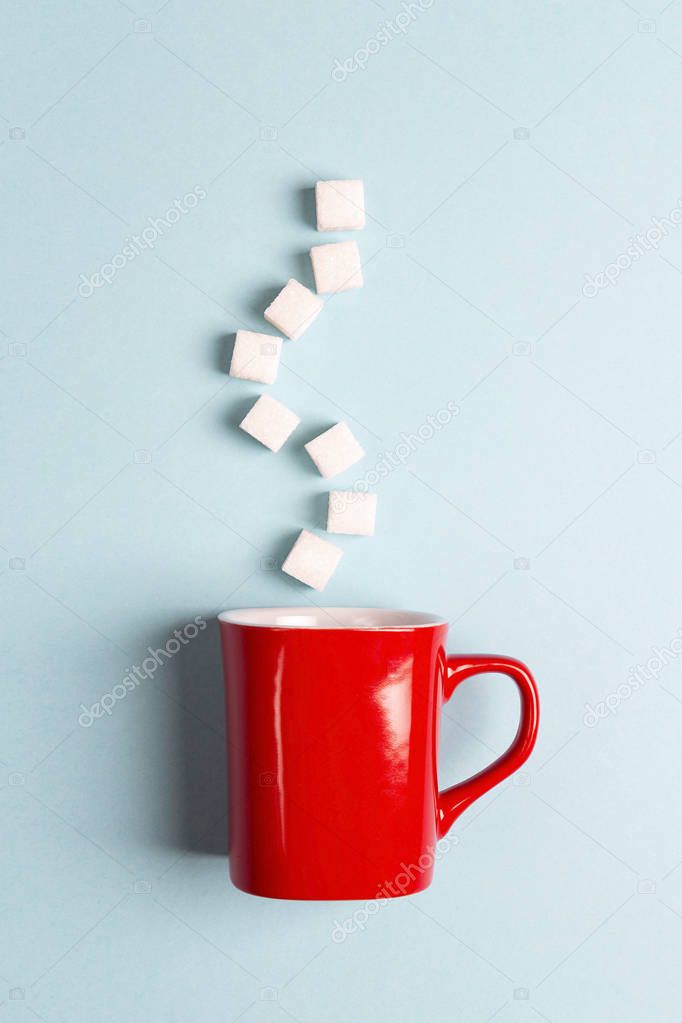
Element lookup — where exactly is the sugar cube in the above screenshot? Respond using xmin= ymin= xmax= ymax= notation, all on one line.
xmin=229 ymin=330 xmax=282 ymax=384
xmin=282 ymin=529 xmax=343 ymax=591
xmin=315 ymin=179 xmax=365 ymax=232
xmin=264 ymin=279 xmax=323 ymax=340
xmin=239 ymin=394 xmax=300 ymax=452
xmin=310 ymin=241 xmax=363 ymax=294
xmin=327 ymin=491 xmax=377 ymax=536
xmin=304 ymin=421 xmax=365 ymax=479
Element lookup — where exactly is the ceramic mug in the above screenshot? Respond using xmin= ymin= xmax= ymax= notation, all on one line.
xmin=219 ymin=607 xmax=539 ymax=900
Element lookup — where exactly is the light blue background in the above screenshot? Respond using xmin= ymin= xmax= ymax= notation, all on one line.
xmin=3 ymin=0 xmax=682 ymax=1019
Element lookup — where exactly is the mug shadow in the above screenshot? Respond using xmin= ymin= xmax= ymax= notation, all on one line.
xmin=153 ymin=616 xmax=229 ymax=856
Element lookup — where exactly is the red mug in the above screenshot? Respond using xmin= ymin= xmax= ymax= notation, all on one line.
xmin=219 ymin=607 xmax=539 ymax=900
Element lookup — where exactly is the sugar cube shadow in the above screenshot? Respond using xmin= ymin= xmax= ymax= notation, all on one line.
xmin=214 ymin=332 xmax=235 ymax=374
xmin=292 ymin=249 xmax=315 ymax=290
xmin=247 ymin=284 xmax=284 ymax=323
xmin=283 ymin=417 xmax=336 ymax=476
xmin=298 ymin=185 xmax=316 ymax=230
xmin=268 ymin=527 xmax=304 ymax=575
xmin=309 ymin=491 xmax=328 ymax=531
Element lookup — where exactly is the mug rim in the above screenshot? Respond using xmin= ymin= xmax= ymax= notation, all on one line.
xmin=218 ymin=607 xmax=447 ymax=630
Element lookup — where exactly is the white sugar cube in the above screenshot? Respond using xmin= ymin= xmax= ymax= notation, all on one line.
xmin=310 ymin=241 xmax=363 ymax=294
xmin=229 ymin=330 xmax=282 ymax=384
xmin=304 ymin=421 xmax=365 ymax=479
xmin=264 ymin=279 xmax=323 ymax=340
xmin=282 ymin=529 xmax=343 ymax=591
xmin=327 ymin=491 xmax=377 ymax=536
xmin=239 ymin=394 xmax=300 ymax=452
xmin=316 ymin=179 xmax=365 ymax=232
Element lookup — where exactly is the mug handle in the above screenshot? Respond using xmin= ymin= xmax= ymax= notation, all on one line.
xmin=437 ymin=655 xmax=540 ymax=838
